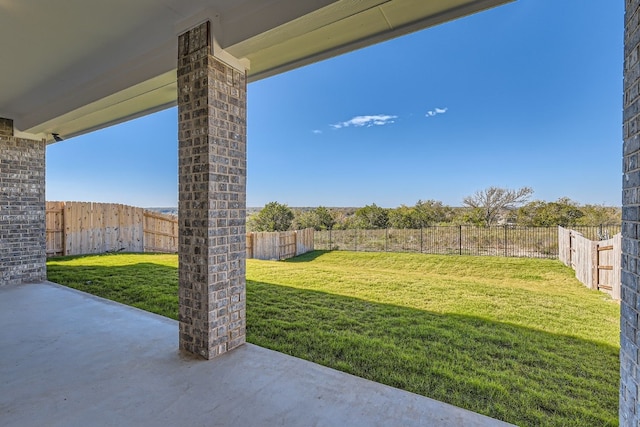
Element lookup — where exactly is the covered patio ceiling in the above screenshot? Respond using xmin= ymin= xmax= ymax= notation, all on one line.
xmin=0 ymin=0 xmax=512 ymax=142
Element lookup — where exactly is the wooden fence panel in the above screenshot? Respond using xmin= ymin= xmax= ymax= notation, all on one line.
xmin=613 ymin=233 xmax=622 ymax=300
xmin=597 ymin=241 xmax=614 ymax=292
xmin=127 ymin=204 xmax=144 ymax=252
xmin=279 ymin=231 xmax=297 ymax=260
xmin=296 ymin=228 xmax=314 ymax=255
xmin=558 ymin=227 xmax=621 ymax=300
xmin=46 ymin=204 xmax=313 ymax=260
xmin=45 ymin=202 xmax=65 ymax=256
xmin=251 ymin=231 xmax=280 ymax=260
xmin=53 ymin=202 xmax=143 ymax=256
xmin=246 ymin=233 xmax=253 ymax=259
xmin=96 ymin=203 xmax=106 ymax=251
xmin=571 ymin=232 xmax=593 ymax=289
xmin=143 ymin=211 xmax=178 ymax=253
xmin=558 ymin=226 xmax=571 ymax=266
xmin=595 ymin=234 xmax=621 ymax=299
xmin=246 ymin=229 xmax=315 ymax=260
xmin=97 ymin=202 xmax=110 ymax=252
xmin=63 ymin=201 xmax=77 ymax=255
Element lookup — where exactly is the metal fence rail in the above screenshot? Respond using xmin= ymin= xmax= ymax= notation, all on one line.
xmin=315 ymin=225 xmax=621 ymax=259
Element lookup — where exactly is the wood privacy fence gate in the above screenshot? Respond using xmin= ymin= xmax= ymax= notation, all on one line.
xmin=46 ymin=202 xmax=178 ymax=256
xmin=558 ymin=226 xmax=621 ymax=300
xmin=46 ymin=202 xmax=313 ymax=260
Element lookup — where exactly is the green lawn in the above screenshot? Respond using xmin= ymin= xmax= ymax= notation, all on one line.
xmin=47 ymin=251 xmax=620 ymax=427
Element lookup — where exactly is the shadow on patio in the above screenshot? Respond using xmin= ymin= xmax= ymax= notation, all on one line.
xmin=0 ymin=282 xmax=512 ymax=427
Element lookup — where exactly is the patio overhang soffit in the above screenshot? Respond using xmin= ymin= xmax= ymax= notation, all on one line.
xmin=0 ymin=0 xmax=512 ymax=142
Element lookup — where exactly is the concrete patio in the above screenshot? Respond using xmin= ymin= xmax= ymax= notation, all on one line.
xmin=0 ymin=281 xmax=513 ymax=427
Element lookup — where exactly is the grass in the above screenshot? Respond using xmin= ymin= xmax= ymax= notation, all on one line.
xmin=47 ymin=250 xmax=620 ymax=427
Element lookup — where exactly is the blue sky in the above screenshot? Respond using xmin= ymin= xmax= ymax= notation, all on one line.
xmin=46 ymin=0 xmax=623 ymax=208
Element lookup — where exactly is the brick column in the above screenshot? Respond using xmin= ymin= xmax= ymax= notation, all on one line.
xmin=177 ymin=22 xmax=247 ymax=359
xmin=622 ymin=1 xmax=640 ymax=424
xmin=0 ymin=118 xmax=46 ymax=286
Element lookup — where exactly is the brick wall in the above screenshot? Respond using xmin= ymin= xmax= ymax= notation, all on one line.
xmin=0 ymin=134 xmax=46 ymax=286
xmin=621 ymin=0 xmax=640 ymax=424
xmin=177 ymin=22 xmax=247 ymax=359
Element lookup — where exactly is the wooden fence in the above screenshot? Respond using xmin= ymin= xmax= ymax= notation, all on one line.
xmin=46 ymin=202 xmax=177 ymax=256
xmin=246 ymin=228 xmax=314 ymax=260
xmin=46 ymin=202 xmax=312 ymax=260
xmin=558 ymin=226 xmax=621 ymax=300
xmin=143 ymin=210 xmax=178 ymax=253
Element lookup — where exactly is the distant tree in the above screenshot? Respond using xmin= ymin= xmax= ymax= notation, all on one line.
xmin=388 ymin=200 xmax=453 ymax=229
xmin=388 ymin=205 xmax=417 ymax=229
xmin=517 ymin=197 xmax=584 ymax=227
xmin=293 ymin=206 xmax=336 ymax=230
xmin=314 ymin=206 xmax=337 ymax=230
xmin=251 ymin=201 xmax=294 ymax=232
xmin=413 ymin=199 xmax=454 ymax=226
xmin=463 ymin=186 xmax=533 ymax=227
xmin=329 ymin=209 xmax=357 ymax=230
xmin=292 ymin=210 xmax=315 ymax=230
xmin=577 ymin=204 xmax=621 ymax=226
xmin=354 ymin=203 xmax=389 ymax=229
xmin=454 ymin=208 xmax=486 ymax=226
xmin=336 ymin=214 xmax=362 ymax=230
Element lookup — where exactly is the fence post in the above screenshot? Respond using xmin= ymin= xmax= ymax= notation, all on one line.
xmin=420 ymin=227 xmax=423 ymax=254
xmin=355 ymin=229 xmax=357 ymax=252
xmin=568 ymin=230 xmax=573 ymax=267
xmin=329 ymin=228 xmax=332 ymax=251
xmin=591 ymin=241 xmax=599 ymax=290
xmin=246 ymin=232 xmax=252 ymax=259
xmin=459 ymin=225 xmax=462 ymax=255
xmin=614 ymin=233 xmax=622 ymax=300
xmin=504 ymin=225 xmax=508 ymax=257
xmin=385 ymin=228 xmax=388 ymax=252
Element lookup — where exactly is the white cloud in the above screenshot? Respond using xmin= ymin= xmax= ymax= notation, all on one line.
xmin=331 ymin=114 xmax=397 ymax=129
xmin=312 ymin=129 xmax=322 ymax=134
xmin=426 ymin=107 xmax=448 ymax=117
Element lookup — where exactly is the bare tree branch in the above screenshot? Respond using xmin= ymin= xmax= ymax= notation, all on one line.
xmin=462 ymin=186 xmax=533 ymax=226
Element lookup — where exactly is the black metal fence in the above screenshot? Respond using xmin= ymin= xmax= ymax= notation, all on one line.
xmin=314 ymin=225 xmax=621 ymax=259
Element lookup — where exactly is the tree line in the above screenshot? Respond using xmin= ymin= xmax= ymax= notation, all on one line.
xmin=248 ymin=186 xmax=620 ymax=232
